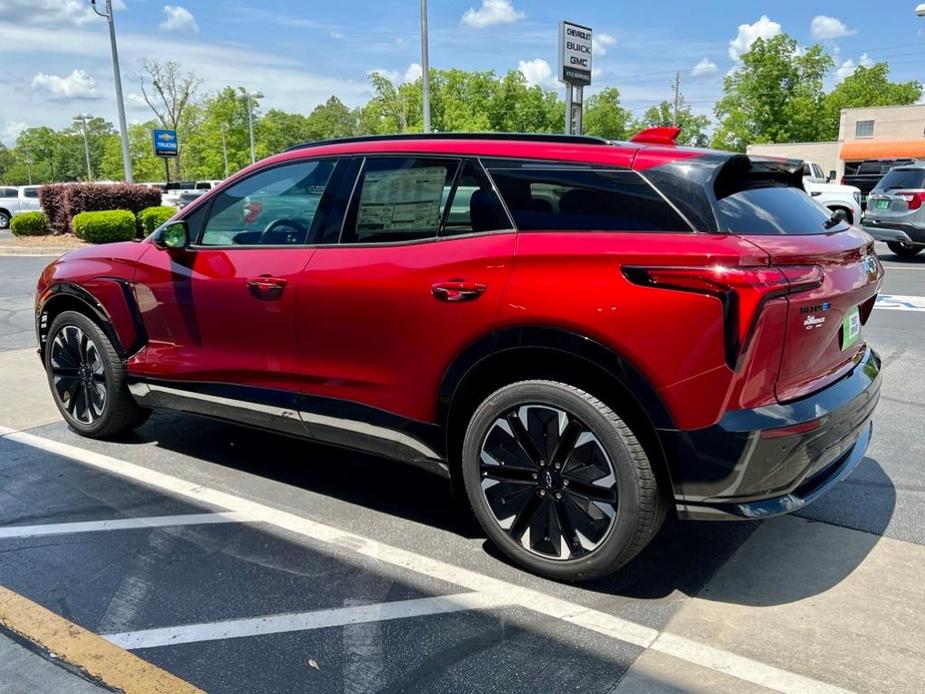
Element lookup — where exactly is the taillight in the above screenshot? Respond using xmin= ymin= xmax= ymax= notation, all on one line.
xmin=896 ymin=191 xmax=925 ymax=210
xmin=840 ymin=176 xmax=846 ymax=185
xmin=622 ymin=265 xmax=823 ymax=369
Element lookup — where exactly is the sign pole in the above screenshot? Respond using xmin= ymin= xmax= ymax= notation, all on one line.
xmin=575 ymin=86 xmax=583 ymax=135
xmin=565 ymin=85 xmax=573 ymax=135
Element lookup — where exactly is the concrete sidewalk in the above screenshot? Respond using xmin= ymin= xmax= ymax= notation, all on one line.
xmin=0 ymin=634 xmax=107 ymax=694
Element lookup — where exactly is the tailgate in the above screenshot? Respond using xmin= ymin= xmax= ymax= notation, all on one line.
xmin=738 ymin=228 xmax=882 ymax=402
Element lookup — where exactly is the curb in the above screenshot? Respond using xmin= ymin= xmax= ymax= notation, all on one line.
xmin=0 ymin=247 xmax=76 ymax=257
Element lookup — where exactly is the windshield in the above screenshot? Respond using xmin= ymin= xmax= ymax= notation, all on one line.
xmin=874 ymin=169 xmax=925 ymax=192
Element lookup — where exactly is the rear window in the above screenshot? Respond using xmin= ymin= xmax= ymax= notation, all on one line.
xmin=874 ymin=168 xmax=925 ymax=192
xmin=486 ymin=166 xmax=690 ymax=232
xmin=715 ymin=187 xmax=847 ymax=235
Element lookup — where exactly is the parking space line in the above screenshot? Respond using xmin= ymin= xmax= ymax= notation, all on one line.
xmin=0 ymin=429 xmax=852 ymax=694
xmin=0 ymin=584 xmax=202 ymax=694
xmin=104 ymin=592 xmax=514 ymax=650
xmin=874 ymin=294 xmax=925 ymax=311
xmin=0 ymin=512 xmax=252 ymax=539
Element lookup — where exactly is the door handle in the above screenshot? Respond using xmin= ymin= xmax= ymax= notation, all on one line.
xmin=247 ymin=275 xmax=287 ymax=299
xmin=431 ymin=281 xmax=487 ymax=302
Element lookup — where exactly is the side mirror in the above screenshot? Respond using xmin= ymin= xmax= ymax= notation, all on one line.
xmin=828 ymin=170 xmax=836 ymax=182
xmin=153 ymin=220 xmax=189 ymax=250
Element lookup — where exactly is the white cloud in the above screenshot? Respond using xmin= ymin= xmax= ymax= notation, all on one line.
xmin=518 ymin=58 xmax=556 ymax=89
xmin=593 ymin=33 xmax=617 ymax=56
xmin=127 ymin=93 xmax=149 ymax=107
xmin=2 ymin=120 xmax=27 ymax=146
xmin=160 ymin=5 xmax=199 ymax=33
xmin=330 ymin=31 xmax=345 ymax=40
xmin=728 ymin=15 xmax=781 ymax=60
xmin=31 ymin=69 xmax=101 ymax=100
xmin=0 ymin=0 xmax=124 ymax=27
xmin=836 ymin=53 xmax=874 ymax=82
xmin=691 ymin=57 xmax=717 ymax=76
xmin=810 ymin=16 xmax=856 ymax=41
xmin=461 ymin=0 xmax=525 ymax=29
xmin=404 ymin=62 xmax=423 ymax=83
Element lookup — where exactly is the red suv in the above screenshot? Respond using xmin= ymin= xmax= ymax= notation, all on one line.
xmin=35 ymin=132 xmax=882 ymax=580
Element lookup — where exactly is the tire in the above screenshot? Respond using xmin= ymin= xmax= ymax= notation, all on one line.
xmin=461 ymin=380 xmax=666 ymax=581
xmin=887 ymin=241 xmax=923 ymax=258
xmin=44 ymin=311 xmax=150 ymax=438
xmin=0 ymin=211 xmax=10 ymax=230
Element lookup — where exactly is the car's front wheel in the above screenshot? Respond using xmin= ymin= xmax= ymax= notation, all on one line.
xmin=0 ymin=210 xmax=10 ymax=230
xmin=887 ymin=241 xmax=924 ymax=258
xmin=45 ymin=311 xmax=150 ymax=438
xmin=461 ymin=380 xmax=666 ymax=581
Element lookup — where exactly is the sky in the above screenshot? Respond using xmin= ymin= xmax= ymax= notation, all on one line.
xmin=2 ymin=1 xmax=925 ymax=145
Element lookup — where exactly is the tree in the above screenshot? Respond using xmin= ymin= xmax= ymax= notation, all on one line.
xmin=820 ymin=63 xmax=922 ymax=140
xmin=305 ymin=96 xmax=357 ymax=140
xmin=713 ymin=34 xmax=833 ymax=151
xmin=632 ymin=98 xmax=710 ymax=146
xmin=583 ymin=88 xmax=632 ymax=140
xmin=140 ymin=59 xmax=203 ymax=177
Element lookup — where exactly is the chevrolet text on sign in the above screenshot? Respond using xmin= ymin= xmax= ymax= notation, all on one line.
xmin=559 ymin=21 xmax=592 ymax=85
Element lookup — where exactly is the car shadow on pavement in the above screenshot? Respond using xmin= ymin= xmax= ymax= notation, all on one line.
xmin=119 ymin=412 xmax=895 ymax=607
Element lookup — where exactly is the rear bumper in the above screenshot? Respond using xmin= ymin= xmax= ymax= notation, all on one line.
xmin=661 ymin=346 xmax=881 ymax=521
xmin=861 ymin=219 xmax=925 ymax=245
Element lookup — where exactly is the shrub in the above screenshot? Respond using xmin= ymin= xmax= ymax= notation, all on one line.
xmin=40 ymin=183 xmax=162 ymax=234
xmin=10 ymin=211 xmax=50 ymax=237
xmin=38 ymin=184 xmax=69 ymax=233
xmin=138 ymin=206 xmax=177 ymax=235
xmin=72 ymin=210 xmax=136 ymax=244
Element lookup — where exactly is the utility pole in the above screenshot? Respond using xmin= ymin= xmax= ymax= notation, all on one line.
xmin=90 ymin=0 xmax=133 ymax=183
xmin=239 ymin=90 xmax=264 ymax=165
xmin=220 ymin=123 xmax=229 ymax=179
xmin=420 ymin=0 xmax=432 ymax=133
xmin=74 ymin=114 xmax=93 ymax=181
xmin=23 ymin=146 xmax=33 ymax=185
xmin=672 ymin=71 xmax=681 ymax=125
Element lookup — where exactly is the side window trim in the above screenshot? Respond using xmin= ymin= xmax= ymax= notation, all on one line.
xmin=634 ymin=170 xmax=697 ymax=232
xmin=437 ymin=161 xmax=466 ymax=236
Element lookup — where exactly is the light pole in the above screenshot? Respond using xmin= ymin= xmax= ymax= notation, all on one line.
xmin=220 ymin=123 xmax=230 ymax=178
xmin=420 ymin=0 xmax=431 ymax=133
xmin=23 ymin=146 xmax=33 ymax=185
xmin=90 ymin=0 xmax=133 ymax=183
xmin=74 ymin=114 xmax=93 ymax=181
xmin=239 ymin=90 xmax=264 ymax=165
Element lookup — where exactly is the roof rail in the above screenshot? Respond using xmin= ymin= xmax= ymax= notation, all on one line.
xmin=285 ymin=132 xmax=611 ymax=152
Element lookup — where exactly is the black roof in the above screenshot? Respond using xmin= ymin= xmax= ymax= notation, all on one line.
xmin=285 ymin=132 xmax=610 ymax=152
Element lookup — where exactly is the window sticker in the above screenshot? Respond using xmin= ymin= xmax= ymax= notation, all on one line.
xmin=357 ymin=166 xmax=447 ymax=233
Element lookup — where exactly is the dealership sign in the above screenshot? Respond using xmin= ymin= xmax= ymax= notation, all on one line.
xmin=558 ymin=21 xmax=592 ymax=85
xmin=152 ymin=129 xmax=179 ymax=158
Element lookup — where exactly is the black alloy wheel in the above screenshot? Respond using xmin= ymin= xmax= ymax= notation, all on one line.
xmin=50 ymin=324 xmax=108 ymax=425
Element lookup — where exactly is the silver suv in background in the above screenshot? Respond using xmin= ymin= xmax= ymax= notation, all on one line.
xmin=862 ymin=166 xmax=925 ymax=258
xmin=0 ymin=186 xmax=42 ymax=229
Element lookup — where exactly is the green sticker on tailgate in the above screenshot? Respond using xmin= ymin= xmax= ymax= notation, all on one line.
xmin=841 ymin=306 xmax=861 ymax=350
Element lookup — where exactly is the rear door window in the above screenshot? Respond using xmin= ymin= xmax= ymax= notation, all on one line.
xmin=874 ymin=168 xmax=925 ymax=192
xmin=485 ymin=164 xmax=690 ymax=232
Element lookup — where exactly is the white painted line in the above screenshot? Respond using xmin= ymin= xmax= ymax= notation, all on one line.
xmin=0 ymin=512 xmax=251 ymax=539
xmin=874 ymin=294 xmax=925 ymax=312
xmin=651 ymin=633 xmax=852 ymax=694
xmin=0 ymin=429 xmax=850 ymax=694
xmin=104 ymin=592 xmax=513 ymax=650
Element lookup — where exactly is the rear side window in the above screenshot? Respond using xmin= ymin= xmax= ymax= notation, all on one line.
xmin=22 ymin=188 xmax=39 ymax=198
xmin=874 ymin=168 xmax=925 ymax=191
xmin=342 ymin=157 xmax=460 ymax=244
xmin=442 ymin=161 xmax=510 ymax=237
xmin=486 ymin=166 xmax=690 ymax=232
xmin=715 ymin=187 xmax=846 ymax=235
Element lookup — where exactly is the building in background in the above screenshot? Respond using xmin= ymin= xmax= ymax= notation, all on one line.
xmin=747 ymin=104 xmax=925 ymax=180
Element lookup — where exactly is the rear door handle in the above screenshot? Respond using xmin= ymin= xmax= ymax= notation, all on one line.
xmin=431 ymin=281 xmax=487 ymax=302
xmin=247 ymin=275 xmax=287 ymax=299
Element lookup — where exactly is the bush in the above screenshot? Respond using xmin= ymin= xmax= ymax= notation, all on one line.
xmin=10 ymin=211 xmax=50 ymax=237
xmin=72 ymin=210 xmax=136 ymax=244
xmin=138 ymin=206 xmax=177 ymax=235
xmin=40 ymin=183 xmax=162 ymax=234
xmin=38 ymin=184 xmax=69 ymax=233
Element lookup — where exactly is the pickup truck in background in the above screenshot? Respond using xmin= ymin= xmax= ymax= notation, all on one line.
xmin=802 ymin=160 xmax=863 ymax=224
xmin=0 ymin=186 xmax=42 ymax=230
xmin=841 ymin=159 xmax=917 ymax=208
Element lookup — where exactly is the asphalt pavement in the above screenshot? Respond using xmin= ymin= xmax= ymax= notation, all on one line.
xmin=0 ymin=245 xmax=924 ymax=693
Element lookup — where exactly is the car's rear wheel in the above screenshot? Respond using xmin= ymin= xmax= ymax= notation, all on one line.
xmin=887 ymin=241 xmax=924 ymax=258
xmin=461 ymin=380 xmax=666 ymax=581
xmin=45 ymin=311 xmax=150 ymax=438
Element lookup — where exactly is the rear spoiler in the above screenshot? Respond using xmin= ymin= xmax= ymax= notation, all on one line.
xmin=631 ymin=127 xmax=681 ymax=145
xmin=714 ymin=155 xmax=804 ymax=200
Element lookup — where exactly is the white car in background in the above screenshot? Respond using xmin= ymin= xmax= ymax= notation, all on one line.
xmin=0 ymin=185 xmax=42 ymax=229
xmin=802 ymin=161 xmax=863 ymax=225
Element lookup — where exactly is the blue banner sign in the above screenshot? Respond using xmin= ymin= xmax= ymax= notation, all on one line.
xmin=153 ymin=129 xmax=179 ymax=157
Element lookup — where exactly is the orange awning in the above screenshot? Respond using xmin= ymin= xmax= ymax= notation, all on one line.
xmin=840 ymin=140 xmax=925 ymax=161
